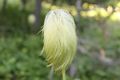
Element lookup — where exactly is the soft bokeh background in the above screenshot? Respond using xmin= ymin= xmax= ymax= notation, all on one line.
xmin=0 ymin=0 xmax=120 ymax=80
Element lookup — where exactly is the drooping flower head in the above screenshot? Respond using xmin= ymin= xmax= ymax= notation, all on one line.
xmin=42 ymin=9 xmax=77 ymax=74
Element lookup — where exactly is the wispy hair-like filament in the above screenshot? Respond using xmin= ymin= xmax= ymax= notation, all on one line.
xmin=42 ymin=9 xmax=77 ymax=75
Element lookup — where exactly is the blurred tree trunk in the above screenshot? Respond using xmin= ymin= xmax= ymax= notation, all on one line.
xmin=76 ymin=0 xmax=83 ymax=32
xmin=21 ymin=0 xmax=27 ymax=11
xmin=69 ymin=63 xmax=77 ymax=78
xmin=33 ymin=0 xmax=41 ymax=33
xmin=67 ymin=0 xmax=75 ymax=5
xmin=48 ymin=67 xmax=54 ymax=80
xmin=2 ymin=0 xmax=7 ymax=11
xmin=21 ymin=0 xmax=28 ymax=33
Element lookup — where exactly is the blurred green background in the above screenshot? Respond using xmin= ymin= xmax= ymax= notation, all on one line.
xmin=0 ymin=0 xmax=120 ymax=80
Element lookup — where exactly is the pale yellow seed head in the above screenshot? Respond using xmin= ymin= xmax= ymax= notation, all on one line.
xmin=42 ymin=9 xmax=77 ymax=72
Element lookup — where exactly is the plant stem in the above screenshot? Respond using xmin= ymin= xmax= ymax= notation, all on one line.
xmin=62 ymin=69 xmax=66 ymax=80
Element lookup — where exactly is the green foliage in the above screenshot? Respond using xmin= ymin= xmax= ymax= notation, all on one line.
xmin=0 ymin=0 xmax=120 ymax=80
xmin=0 ymin=21 xmax=120 ymax=80
xmin=0 ymin=35 xmax=49 ymax=80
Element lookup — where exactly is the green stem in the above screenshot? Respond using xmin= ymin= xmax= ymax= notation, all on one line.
xmin=62 ymin=69 xmax=66 ymax=80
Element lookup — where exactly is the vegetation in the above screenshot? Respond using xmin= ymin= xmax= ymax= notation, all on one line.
xmin=0 ymin=0 xmax=120 ymax=80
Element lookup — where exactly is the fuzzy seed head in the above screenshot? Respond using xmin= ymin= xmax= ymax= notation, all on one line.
xmin=42 ymin=9 xmax=77 ymax=72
